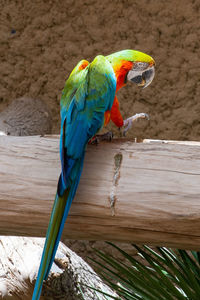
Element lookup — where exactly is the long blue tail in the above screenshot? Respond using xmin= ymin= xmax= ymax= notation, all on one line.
xmin=32 ymin=161 xmax=83 ymax=299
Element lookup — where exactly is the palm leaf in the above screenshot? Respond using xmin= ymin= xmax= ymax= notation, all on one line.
xmin=84 ymin=243 xmax=200 ymax=300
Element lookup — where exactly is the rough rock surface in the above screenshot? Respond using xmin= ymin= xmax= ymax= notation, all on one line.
xmin=0 ymin=97 xmax=52 ymax=136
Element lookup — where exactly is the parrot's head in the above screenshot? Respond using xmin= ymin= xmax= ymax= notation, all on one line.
xmin=106 ymin=50 xmax=155 ymax=90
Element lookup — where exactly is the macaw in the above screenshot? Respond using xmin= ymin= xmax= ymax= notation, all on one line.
xmin=32 ymin=49 xmax=155 ymax=299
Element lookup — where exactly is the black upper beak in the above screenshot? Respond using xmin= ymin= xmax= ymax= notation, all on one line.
xmin=141 ymin=66 xmax=155 ymax=88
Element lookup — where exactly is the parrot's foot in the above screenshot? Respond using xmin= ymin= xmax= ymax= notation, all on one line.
xmin=89 ymin=131 xmax=113 ymax=145
xmin=123 ymin=113 xmax=150 ymax=135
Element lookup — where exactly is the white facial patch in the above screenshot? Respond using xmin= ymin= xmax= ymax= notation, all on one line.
xmin=127 ymin=69 xmax=143 ymax=81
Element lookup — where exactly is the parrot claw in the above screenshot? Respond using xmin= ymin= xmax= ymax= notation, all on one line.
xmin=89 ymin=131 xmax=113 ymax=145
xmin=123 ymin=113 xmax=150 ymax=136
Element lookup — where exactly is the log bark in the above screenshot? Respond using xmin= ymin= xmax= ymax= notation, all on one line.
xmin=0 ymin=236 xmax=116 ymax=299
xmin=0 ymin=135 xmax=200 ymax=249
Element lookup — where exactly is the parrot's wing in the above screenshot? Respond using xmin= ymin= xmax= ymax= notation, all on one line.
xmin=58 ymin=55 xmax=116 ymax=195
xmin=58 ymin=60 xmax=90 ymax=193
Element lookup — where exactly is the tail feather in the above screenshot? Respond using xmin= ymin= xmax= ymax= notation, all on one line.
xmin=32 ymin=191 xmax=67 ymax=300
xmin=32 ymin=155 xmax=85 ymax=300
xmin=45 ymin=184 xmax=75 ymax=278
xmin=44 ymin=191 xmax=68 ymax=279
xmin=32 ymin=185 xmax=78 ymax=299
xmin=45 ymin=156 xmax=84 ymax=278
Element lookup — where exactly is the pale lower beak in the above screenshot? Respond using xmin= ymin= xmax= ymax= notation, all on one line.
xmin=138 ymin=78 xmax=146 ymax=87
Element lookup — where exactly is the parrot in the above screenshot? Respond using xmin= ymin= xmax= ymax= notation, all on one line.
xmin=32 ymin=49 xmax=155 ymax=299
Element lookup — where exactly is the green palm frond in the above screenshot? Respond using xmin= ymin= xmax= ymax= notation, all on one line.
xmin=83 ymin=243 xmax=200 ymax=300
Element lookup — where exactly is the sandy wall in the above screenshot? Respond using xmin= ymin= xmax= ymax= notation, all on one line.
xmin=1 ymin=0 xmax=200 ymax=141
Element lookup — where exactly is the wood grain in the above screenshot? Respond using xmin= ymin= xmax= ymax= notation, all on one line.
xmin=0 ymin=236 xmax=116 ymax=299
xmin=0 ymin=135 xmax=200 ymax=249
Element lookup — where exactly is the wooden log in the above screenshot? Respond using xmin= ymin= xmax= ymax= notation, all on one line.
xmin=0 ymin=236 xmax=116 ymax=299
xmin=0 ymin=135 xmax=200 ymax=249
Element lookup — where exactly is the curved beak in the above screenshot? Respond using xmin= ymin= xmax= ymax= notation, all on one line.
xmin=139 ymin=66 xmax=155 ymax=89
xmin=127 ymin=64 xmax=155 ymax=89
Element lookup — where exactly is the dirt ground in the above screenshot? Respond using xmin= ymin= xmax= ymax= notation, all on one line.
xmin=1 ymin=0 xmax=200 ymax=141
xmin=1 ymin=0 xmax=200 ymax=286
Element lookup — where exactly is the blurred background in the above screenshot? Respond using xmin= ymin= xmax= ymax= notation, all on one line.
xmin=1 ymin=0 xmax=200 ymax=140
